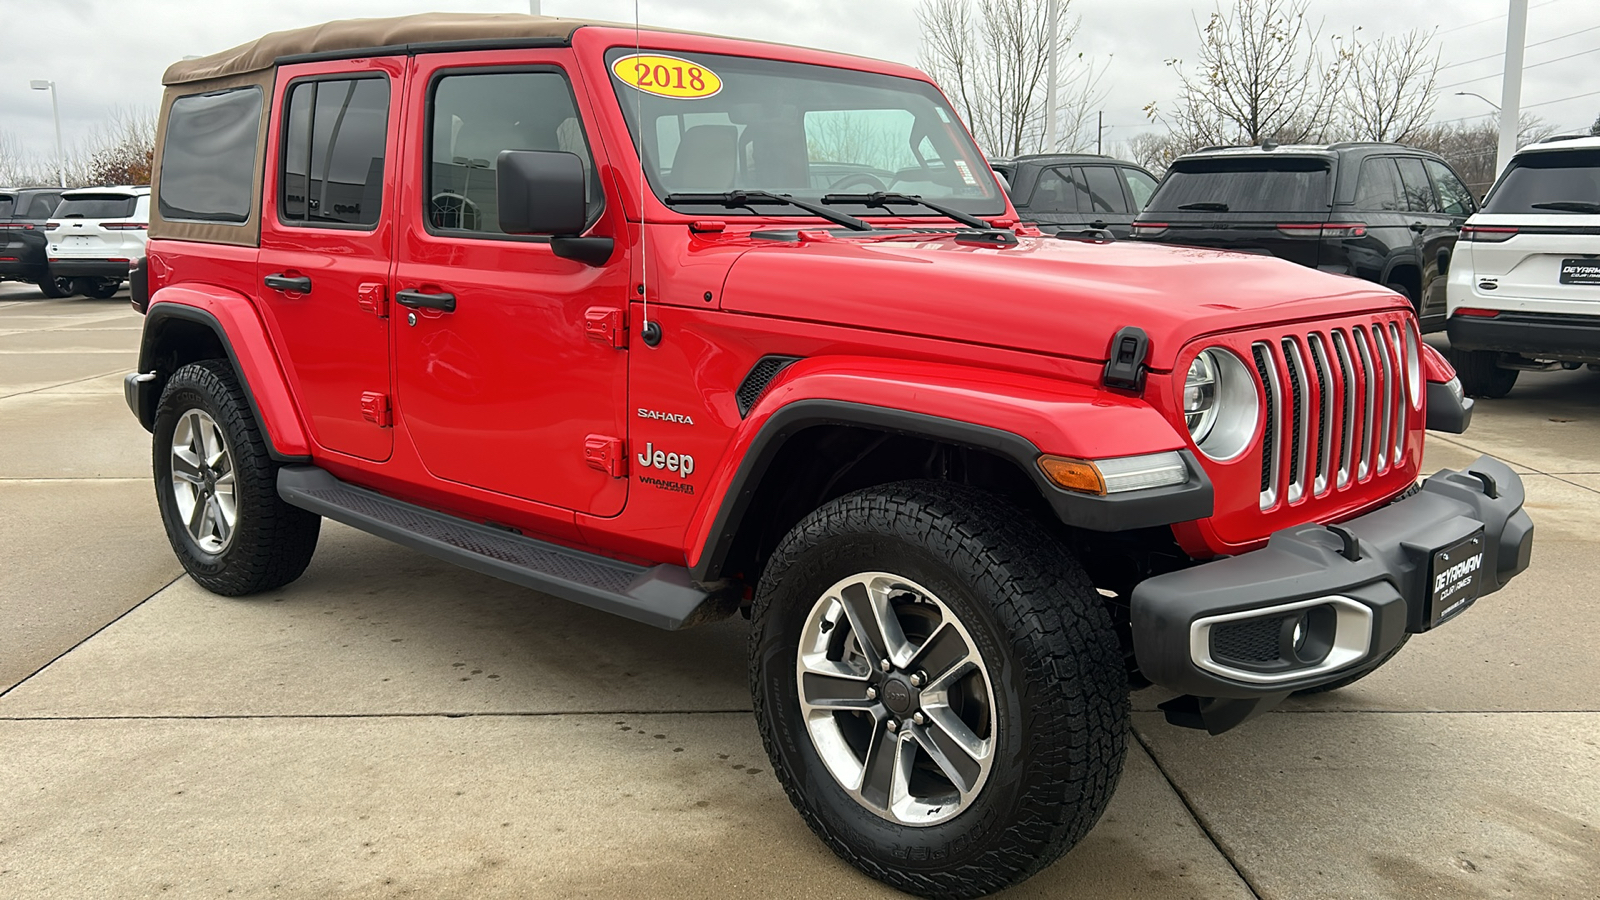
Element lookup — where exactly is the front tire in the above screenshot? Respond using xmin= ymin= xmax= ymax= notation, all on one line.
xmin=153 ymin=360 xmax=320 ymax=595
xmin=1448 ymin=347 xmax=1518 ymax=398
xmin=751 ymin=482 xmax=1128 ymax=898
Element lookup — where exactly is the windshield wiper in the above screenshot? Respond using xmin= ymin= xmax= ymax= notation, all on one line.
xmin=1530 ymin=201 xmax=1600 ymax=213
xmin=662 ymin=190 xmax=872 ymax=231
xmin=1177 ymin=201 xmax=1230 ymax=211
xmin=820 ymin=192 xmax=992 ymax=230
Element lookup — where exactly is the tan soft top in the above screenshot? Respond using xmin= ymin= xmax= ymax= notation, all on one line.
xmin=163 ymin=13 xmax=672 ymax=85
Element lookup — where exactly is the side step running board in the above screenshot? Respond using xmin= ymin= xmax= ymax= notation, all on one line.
xmin=277 ymin=466 xmax=730 ymax=630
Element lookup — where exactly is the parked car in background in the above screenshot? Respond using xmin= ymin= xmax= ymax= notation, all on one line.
xmin=46 ymin=186 xmax=150 ymax=299
xmin=991 ymin=153 xmax=1159 ymax=238
xmin=0 ymin=187 xmax=69 ymax=297
xmin=1446 ymin=135 xmax=1600 ymax=397
xmin=1130 ymin=143 xmax=1478 ymax=331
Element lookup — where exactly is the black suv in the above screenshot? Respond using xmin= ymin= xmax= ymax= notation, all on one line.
xmin=0 ymin=187 xmax=68 ymax=297
xmin=1129 ymin=143 xmax=1478 ymax=331
xmin=992 ymin=154 xmax=1160 ymax=238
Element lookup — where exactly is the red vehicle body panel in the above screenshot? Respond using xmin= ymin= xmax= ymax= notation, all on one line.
xmin=141 ymin=23 xmax=1435 ymax=572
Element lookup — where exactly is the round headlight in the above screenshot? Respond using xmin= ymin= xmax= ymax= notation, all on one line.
xmin=1183 ymin=348 xmax=1259 ymax=461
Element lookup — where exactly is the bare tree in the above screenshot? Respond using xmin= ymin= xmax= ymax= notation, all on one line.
xmin=1120 ymin=131 xmax=1203 ymax=175
xmin=1408 ymin=115 xmax=1556 ymax=196
xmin=82 ymin=107 xmax=157 ymax=186
xmin=1342 ymin=28 xmax=1441 ymax=142
xmin=1154 ymin=0 xmax=1349 ymax=148
xmin=918 ymin=0 xmax=1107 ymax=158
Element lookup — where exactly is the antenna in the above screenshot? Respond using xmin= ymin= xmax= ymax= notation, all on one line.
xmin=635 ymin=0 xmax=661 ymax=347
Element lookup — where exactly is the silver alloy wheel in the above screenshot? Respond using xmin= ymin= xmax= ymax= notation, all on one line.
xmin=796 ymin=572 xmax=997 ymax=826
xmin=170 ymin=408 xmax=238 ymax=554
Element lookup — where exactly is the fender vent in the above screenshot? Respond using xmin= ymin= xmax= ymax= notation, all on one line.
xmin=736 ymin=356 xmax=800 ymax=417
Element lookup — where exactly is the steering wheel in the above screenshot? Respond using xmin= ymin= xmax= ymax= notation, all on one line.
xmin=827 ymin=172 xmax=888 ymax=193
xmin=429 ymin=192 xmax=481 ymax=231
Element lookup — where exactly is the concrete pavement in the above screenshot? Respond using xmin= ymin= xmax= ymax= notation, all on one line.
xmin=1 ymin=279 xmax=1596 ymax=898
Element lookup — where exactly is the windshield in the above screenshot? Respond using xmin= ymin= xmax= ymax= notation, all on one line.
xmin=1484 ymin=150 xmax=1600 ymax=214
xmin=606 ymin=48 xmax=1005 ymax=218
xmin=1146 ymin=157 xmax=1332 ymax=213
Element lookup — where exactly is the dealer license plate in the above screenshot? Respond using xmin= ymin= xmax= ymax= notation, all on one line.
xmin=1559 ymin=258 xmax=1600 ymax=285
xmin=1428 ymin=531 xmax=1486 ymax=627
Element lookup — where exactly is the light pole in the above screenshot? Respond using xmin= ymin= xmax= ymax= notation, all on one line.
xmin=1455 ymin=91 xmax=1500 ymax=114
xmin=1043 ymin=0 xmax=1059 ymax=152
xmin=529 ymin=0 xmax=541 ymax=14
xmin=1497 ymin=0 xmax=1529 ymax=176
xmin=29 ymin=80 xmax=65 ymax=188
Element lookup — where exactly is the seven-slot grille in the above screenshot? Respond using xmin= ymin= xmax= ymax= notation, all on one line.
xmin=1251 ymin=318 xmax=1412 ymax=510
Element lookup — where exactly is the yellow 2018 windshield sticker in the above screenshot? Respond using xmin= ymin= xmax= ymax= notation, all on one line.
xmin=612 ymin=54 xmax=722 ymax=99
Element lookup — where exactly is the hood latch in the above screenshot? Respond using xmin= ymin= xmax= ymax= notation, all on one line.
xmin=1103 ymin=326 xmax=1150 ymax=392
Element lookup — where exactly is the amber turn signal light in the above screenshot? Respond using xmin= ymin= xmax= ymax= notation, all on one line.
xmin=1038 ymin=456 xmax=1106 ymax=495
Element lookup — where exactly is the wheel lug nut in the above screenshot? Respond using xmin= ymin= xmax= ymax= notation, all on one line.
xmin=879 ymin=659 xmax=892 ymax=673
xmin=909 ymin=672 xmax=925 ymax=687
xmin=885 ymin=719 xmax=898 ymax=733
xmin=865 ymin=686 xmax=878 ymax=701
xmin=912 ymin=712 xmax=925 ymax=726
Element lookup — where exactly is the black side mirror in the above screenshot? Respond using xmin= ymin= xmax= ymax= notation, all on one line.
xmin=496 ymin=149 xmax=612 ymax=266
xmin=497 ymin=149 xmax=587 ymax=236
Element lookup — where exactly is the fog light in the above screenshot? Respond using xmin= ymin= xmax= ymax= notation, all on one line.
xmin=1292 ymin=617 xmax=1306 ymax=650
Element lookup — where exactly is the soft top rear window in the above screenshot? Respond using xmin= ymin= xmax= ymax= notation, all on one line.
xmin=159 ymin=87 xmax=263 ymax=224
xmin=1484 ymin=149 xmax=1600 ymax=214
xmin=55 ymin=194 xmax=139 ymax=219
xmin=1146 ymin=156 xmax=1332 ymax=213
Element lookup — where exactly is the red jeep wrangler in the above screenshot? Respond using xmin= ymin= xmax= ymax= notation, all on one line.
xmin=126 ymin=14 xmax=1533 ymax=898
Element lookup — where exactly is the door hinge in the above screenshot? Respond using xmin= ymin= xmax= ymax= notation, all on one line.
xmin=360 ymin=391 xmax=392 ymax=427
xmin=584 ymin=434 xmax=627 ymax=478
xmin=584 ymin=306 xmax=627 ymax=348
xmin=358 ymin=282 xmax=388 ymax=318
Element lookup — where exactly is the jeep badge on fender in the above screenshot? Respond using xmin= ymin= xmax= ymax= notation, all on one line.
xmin=126 ymin=13 xmax=1533 ymax=898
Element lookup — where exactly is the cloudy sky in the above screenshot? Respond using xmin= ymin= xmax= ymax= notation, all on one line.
xmin=3 ymin=0 xmax=1598 ymax=165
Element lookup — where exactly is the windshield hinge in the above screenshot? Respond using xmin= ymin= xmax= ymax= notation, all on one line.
xmin=1102 ymin=326 xmax=1150 ymax=392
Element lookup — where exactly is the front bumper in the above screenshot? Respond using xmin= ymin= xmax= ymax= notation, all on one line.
xmin=1448 ymin=311 xmax=1600 ymax=365
xmin=48 ymin=258 xmax=131 ymax=279
xmin=1131 ymin=455 xmax=1532 ymax=732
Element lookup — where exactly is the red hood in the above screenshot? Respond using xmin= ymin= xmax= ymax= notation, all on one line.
xmin=717 ymin=233 xmax=1410 ymax=371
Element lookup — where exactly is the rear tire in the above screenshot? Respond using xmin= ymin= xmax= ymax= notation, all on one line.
xmin=75 ymin=277 xmax=121 ymax=300
xmin=751 ymin=482 xmax=1128 ymax=898
xmin=153 ymin=360 xmax=320 ymax=596
xmin=1448 ymin=347 xmax=1518 ymax=398
xmin=35 ymin=276 xmax=74 ymax=299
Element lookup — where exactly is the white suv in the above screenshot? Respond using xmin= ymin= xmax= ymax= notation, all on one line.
xmin=46 ymin=186 xmax=150 ymax=299
xmin=1446 ymin=136 xmax=1600 ymax=397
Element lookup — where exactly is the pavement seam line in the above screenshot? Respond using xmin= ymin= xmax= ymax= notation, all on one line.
xmin=0 ymin=572 xmax=183 ymax=702
xmin=1131 ymin=728 xmax=1266 ymax=900
xmin=0 ymin=709 xmax=757 ymax=721
xmin=1429 ymin=433 xmax=1600 ymax=494
xmin=0 ymin=367 xmax=127 ymax=401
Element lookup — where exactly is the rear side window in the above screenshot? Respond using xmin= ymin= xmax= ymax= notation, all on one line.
xmin=0 ymin=196 xmax=14 ymax=219
xmin=280 ymin=77 xmax=390 ymax=227
xmin=427 ymin=70 xmax=601 ymax=236
xmin=27 ymin=194 xmax=61 ymax=218
xmin=1353 ymin=158 xmax=1406 ymax=211
xmin=1027 ymin=167 xmax=1079 ymax=213
xmin=1146 ymin=157 xmax=1332 ymax=213
xmin=1080 ymin=166 xmax=1128 ymax=214
xmin=1424 ymin=160 xmax=1474 ymax=216
xmin=160 ymin=87 xmax=263 ymax=223
xmin=1395 ymin=157 xmax=1437 ymax=213
xmin=55 ymin=194 xmax=138 ymax=218
xmin=1483 ymin=149 xmax=1600 ymax=214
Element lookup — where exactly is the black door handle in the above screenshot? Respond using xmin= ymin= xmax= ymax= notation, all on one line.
xmin=264 ymin=273 xmax=312 ymax=293
xmin=1409 ymin=221 xmax=1427 ymax=233
xmin=395 ymin=289 xmax=457 ymax=313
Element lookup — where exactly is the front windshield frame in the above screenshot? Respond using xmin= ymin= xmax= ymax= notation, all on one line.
xmin=604 ymin=47 xmax=1006 ymax=220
